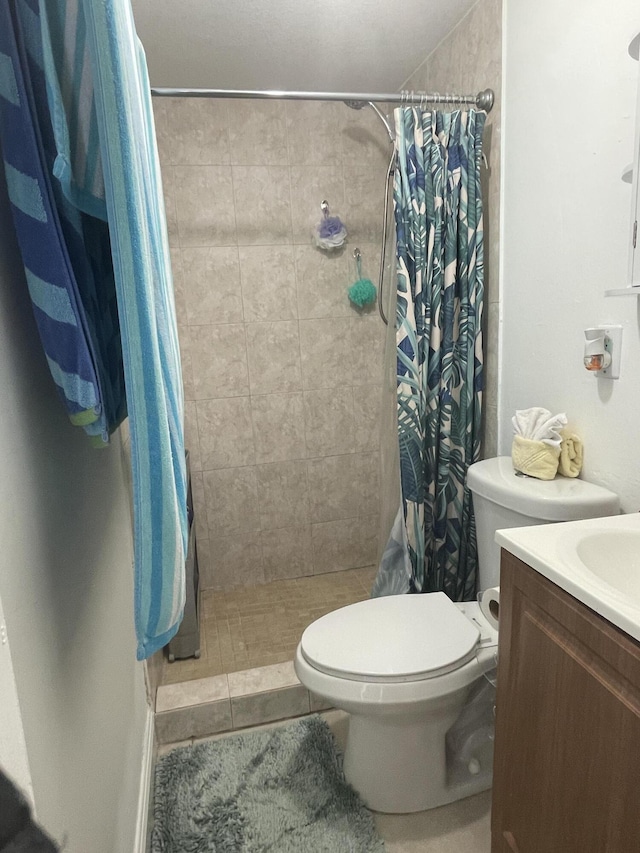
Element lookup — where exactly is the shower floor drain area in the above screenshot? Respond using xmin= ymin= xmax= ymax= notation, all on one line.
xmin=155 ymin=566 xmax=376 ymax=745
xmin=160 ymin=566 xmax=376 ymax=685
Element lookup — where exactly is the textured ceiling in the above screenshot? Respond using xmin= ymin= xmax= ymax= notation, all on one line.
xmin=132 ymin=0 xmax=478 ymax=92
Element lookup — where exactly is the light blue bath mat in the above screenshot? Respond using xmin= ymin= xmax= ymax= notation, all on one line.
xmin=151 ymin=715 xmax=386 ymax=852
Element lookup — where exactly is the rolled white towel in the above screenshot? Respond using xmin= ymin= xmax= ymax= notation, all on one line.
xmin=512 ymin=407 xmax=568 ymax=448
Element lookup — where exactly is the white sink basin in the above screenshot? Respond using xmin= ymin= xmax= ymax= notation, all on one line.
xmin=496 ymin=513 xmax=640 ymax=643
xmin=575 ymin=531 xmax=640 ymax=603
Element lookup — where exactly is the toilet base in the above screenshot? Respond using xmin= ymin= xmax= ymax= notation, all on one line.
xmin=342 ymin=701 xmax=493 ymax=814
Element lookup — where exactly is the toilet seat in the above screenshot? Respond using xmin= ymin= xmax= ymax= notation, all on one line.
xmin=300 ymin=592 xmax=481 ymax=684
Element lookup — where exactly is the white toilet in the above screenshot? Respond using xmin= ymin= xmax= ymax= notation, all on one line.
xmin=295 ymin=456 xmax=620 ymax=813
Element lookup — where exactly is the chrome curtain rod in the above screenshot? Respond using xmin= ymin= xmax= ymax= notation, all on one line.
xmin=150 ymin=87 xmax=495 ymax=113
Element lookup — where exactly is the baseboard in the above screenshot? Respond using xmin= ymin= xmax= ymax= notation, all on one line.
xmin=134 ymin=706 xmax=155 ymax=853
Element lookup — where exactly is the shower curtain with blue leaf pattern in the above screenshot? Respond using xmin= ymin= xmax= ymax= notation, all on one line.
xmin=381 ymin=107 xmax=485 ymax=601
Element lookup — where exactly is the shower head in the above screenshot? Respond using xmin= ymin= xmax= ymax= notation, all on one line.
xmin=343 ymin=100 xmax=394 ymax=145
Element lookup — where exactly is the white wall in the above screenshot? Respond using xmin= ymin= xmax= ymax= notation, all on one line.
xmin=0 ymin=166 xmax=149 ymax=849
xmin=501 ymin=0 xmax=640 ymax=509
xmin=0 ymin=592 xmax=33 ymax=807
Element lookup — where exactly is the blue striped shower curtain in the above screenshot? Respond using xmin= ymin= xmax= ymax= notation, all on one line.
xmin=0 ymin=0 xmax=187 ymax=659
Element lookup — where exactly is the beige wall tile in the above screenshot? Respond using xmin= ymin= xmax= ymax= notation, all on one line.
xmin=341 ymin=106 xmax=392 ymax=171
xmin=246 ymin=321 xmax=302 ymax=394
xmin=203 ymin=466 xmax=259 ymax=538
xmin=484 ymin=302 xmax=500 ymax=413
xmin=351 ymin=313 xmax=386 ymax=386
xmin=190 ymin=471 xmax=209 ymax=544
xmin=299 ymin=317 xmax=351 ymax=390
xmin=232 ymin=166 xmax=292 ymax=245
xmin=152 ymin=98 xmax=168 ymax=164
xmin=154 ymin=97 xmax=229 ymax=166
xmin=404 ymin=0 xmax=502 ymax=438
xmin=285 ymin=101 xmax=344 ymax=166
xmin=343 ymin=163 xmax=386 ymax=243
xmin=483 ymin=403 xmax=498 ymax=460
xmin=251 ymin=392 xmax=306 ymax=464
xmin=307 ymin=452 xmax=379 ymax=523
xmin=174 ymin=166 xmax=236 ymax=247
xmin=294 ymin=245 xmax=351 ymax=320
xmin=262 ymin=525 xmax=313 ymax=582
xmin=256 ymin=460 xmax=310 ymax=530
xmin=351 ymin=385 xmax=382 ymax=453
xmin=189 ymin=324 xmax=249 ymax=399
xmin=486 ymin=192 xmax=501 ymax=304
xmin=197 ymin=397 xmax=255 ymax=470
xmin=177 ymin=325 xmax=195 ymax=401
xmin=170 ymin=247 xmax=187 ymax=326
xmin=160 ymin=92 xmax=403 ymax=584
xmin=160 ymin=165 xmax=179 ymax=247
xmin=195 ymin=535 xmax=212 ymax=588
xmin=181 ymin=247 xmax=243 ymax=325
xmin=239 ymin=246 xmax=297 ymax=322
xmin=303 ymin=387 xmax=355 ymax=457
xmin=289 ymin=166 xmax=345 ymax=244
xmin=209 ymin=531 xmax=264 ymax=590
xmin=184 ymin=401 xmax=201 ymax=471
xmin=311 ymin=515 xmax=379 ymax=575
xmin=228 ymin=100 xmax=288 ymax=166
xmin=230 ymin=685 xmax=310 ymax=730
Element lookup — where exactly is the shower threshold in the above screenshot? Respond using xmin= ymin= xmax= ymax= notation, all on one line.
xmin=155 ymin=566 xmax=375 ymax=745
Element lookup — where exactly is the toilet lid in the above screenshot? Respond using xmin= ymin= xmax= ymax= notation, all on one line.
xmin=300 ymin=592 xmax=480 ymax=683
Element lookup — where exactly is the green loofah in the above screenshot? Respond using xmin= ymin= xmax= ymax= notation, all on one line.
xmin=348 ymin=277 xmax=377 ymax=308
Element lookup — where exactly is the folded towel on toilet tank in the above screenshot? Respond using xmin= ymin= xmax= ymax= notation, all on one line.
xmin=511 ymin=407 xmax=567 ymax=447
xmin=511 ymin=435 xmax=561 ymax=480
xmin=558 ymin=430 xmax=584 ymax=478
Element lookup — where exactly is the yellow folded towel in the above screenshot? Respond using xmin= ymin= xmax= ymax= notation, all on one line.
xmin=558 ymin=430 xmax=583 ymax=478
xmin=511 ymin=435 xmax=560 ymax=480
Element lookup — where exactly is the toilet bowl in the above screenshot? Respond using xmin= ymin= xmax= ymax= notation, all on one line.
xmin=295 ymin=456 xmax=620 ymax=814
xmin=295 ymin=593 xmax=499 ymax=813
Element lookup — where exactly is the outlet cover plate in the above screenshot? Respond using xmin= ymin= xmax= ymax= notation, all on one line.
xmin=599 ymin=325 xmax=623 ymax=379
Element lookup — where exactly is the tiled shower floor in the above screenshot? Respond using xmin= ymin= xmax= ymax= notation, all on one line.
xmin=161 ymin=566 xmax=377 ymax=686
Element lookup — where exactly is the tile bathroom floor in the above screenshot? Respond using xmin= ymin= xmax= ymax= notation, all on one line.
xmin=158 ymin=710 xmax=492 ymax=853
xmin=322 ymin=711 xmax=491 ymax=853
xmin=161 ymin=566 xmax=377 ymax=685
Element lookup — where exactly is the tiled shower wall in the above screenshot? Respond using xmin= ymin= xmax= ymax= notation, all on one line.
xmin=153 ymin=98 xmax=390 ymax=591
xmin=403 ymin=0 xmax=503 ymax=457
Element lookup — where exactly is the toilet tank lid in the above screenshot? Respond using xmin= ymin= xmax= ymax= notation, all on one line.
xmin=467 ymin=457 xmax=620 ymax=521
xmin=300 ymin=593 xmax=480 ymax=683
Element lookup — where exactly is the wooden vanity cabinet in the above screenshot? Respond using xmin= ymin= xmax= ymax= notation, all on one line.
xmin=491 ymin=550 xmax=640 ymax=853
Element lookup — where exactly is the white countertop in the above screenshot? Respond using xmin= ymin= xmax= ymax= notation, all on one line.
xmin=496 ymin=513 xmax=640 ymax=644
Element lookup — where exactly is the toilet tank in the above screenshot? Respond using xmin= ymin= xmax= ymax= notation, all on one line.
xmin=468 ymin=457 xmax=620 ymax=590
